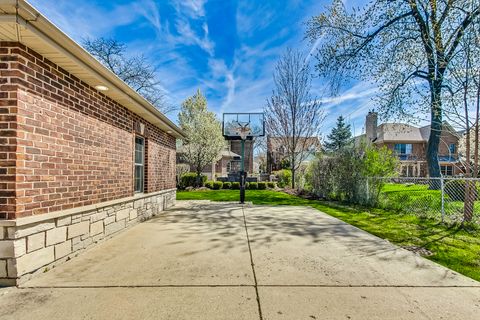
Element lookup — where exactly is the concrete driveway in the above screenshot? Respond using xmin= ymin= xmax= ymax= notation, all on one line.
xmin=1 ymin=201 xmax=479 ymax=319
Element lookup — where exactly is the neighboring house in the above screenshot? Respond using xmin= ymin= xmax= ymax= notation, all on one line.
xmin=267 ymin=136 xmax=321 ymax=173
xmin=356 ymin=111 xmax=461 ymax=177
xmin=177 ymin=140 xmax=254 ymax=180
xmin=254 ymin=153 xmax=267 ymax=174
xmin=0 ymin=1 xmax=183 ymax=286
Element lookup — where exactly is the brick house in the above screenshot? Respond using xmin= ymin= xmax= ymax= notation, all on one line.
xmin=357 ymin=111 xmax=461 ymax=177
xmin=177 ymin=140 xmax=254 ymax=180
xmin=266 ymin=136 xmax=321 ymax=173
xmin=0 ymin=1 xmax=183 ymax=286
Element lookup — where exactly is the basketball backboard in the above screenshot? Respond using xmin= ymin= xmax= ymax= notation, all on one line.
xmin=223 ymin=113 xmax=265 ymax=140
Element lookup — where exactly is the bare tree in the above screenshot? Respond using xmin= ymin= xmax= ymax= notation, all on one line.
xmin=83 ymin=37 xmax=176 ymax=114
xmin=306 ymin=0 xmax=480 ymax=179
xmin=264 ymin=49 xmax=324 ymax=189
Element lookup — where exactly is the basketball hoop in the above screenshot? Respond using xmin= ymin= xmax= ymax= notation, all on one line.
xmin=222 ymin=112 xmax=265 ymax=204
xmin=222 ymin=113 xmax=264 ymax=141
xmin=234 ymin=122 xmax=252 ymax=141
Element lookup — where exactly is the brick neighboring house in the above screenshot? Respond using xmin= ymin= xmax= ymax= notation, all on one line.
xmin=0 ymin=1 xmax=183 ymax=286
xmin=357 ymin=111 xmax=462 ymax=177
xmin=267 ymin=136 xmax=321 ymax=173
xmin=177 ymin=140 xmax=254 ymax=180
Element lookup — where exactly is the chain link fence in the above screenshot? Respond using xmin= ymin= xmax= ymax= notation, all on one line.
xmin=368 ymin=177 xmax=480 ymax=224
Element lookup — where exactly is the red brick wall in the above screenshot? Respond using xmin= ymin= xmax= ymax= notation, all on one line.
xmin=230 ymin=140 xmax=253 ymax=173
xmin=382 ymin=142 xmax=427 ymax=160
xmin=0 ymin=42 xmax=176 ymax=219
xmin=0 ymin=46 xmax=18 ymax=219
xmin=145 ymin=139 xmax=176 ymax=192
xmin=438 ymin=130 xmax=458 ymax=157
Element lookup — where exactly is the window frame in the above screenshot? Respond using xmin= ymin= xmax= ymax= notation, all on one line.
xmin=440 ymin=165 xmax=453 ymax=176
xmin=134 ymin=136 xmax=145 ymax=193
xmin=394 ymin=143 xmax=413 ymax=160
xmin=449 ymin=143 xmax=456 ymax=154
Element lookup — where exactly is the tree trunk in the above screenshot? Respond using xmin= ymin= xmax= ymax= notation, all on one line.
xmin=196 ymin=166 xmax=203 ymax=188
xmin=464 ymin=127 xmax=474 ymax=221
xmin=291 ymin=167 xmax=296 ymax=190
xmin=463 ymin=73 xmax=473 ymax=222
xmin=474 ymin=73 xmax=480 ymax=178
xmin=427 ymin=83 xmax=442 ymax=188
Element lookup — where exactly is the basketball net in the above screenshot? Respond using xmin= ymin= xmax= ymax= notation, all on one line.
xmin=234 ymin=122 xmax=251 ymax=140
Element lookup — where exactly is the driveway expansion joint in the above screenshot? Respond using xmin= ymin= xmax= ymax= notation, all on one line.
xmin=19 ymin=284 xmax=480 ymax=289
xmin=241 ymin=205 xmax=264 ymax=320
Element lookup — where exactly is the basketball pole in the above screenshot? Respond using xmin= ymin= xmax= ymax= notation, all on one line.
xmin=240 ymin=138 xmax=246 ymax=204
xmin=222 ymin=112 xmax=264 ymax=205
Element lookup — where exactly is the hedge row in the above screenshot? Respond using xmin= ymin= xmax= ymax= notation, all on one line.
xmin=179 ymin=173 xmax=207 ymax=188
xmin=203 ymin=181 xmax=276 ymax=190
xmin=178 ymin=172 xmax=278 ymax=190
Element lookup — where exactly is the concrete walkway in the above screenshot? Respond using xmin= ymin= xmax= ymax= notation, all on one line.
xmin=1 ymin=201 xmax=479 ymax=319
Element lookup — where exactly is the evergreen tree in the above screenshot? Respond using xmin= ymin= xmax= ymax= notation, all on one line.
xmin=324 ymin=116 xmax=352 ymax=152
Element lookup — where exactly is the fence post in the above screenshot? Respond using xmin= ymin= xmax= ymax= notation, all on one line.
xmin=440 ymin=177 xmax=445 ymax=222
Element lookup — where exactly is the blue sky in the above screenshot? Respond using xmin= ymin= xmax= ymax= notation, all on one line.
xmin=28 ymin=0 xmax=376 ymax=137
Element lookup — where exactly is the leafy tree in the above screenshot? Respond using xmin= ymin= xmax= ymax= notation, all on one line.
xmin=280 ymin=158 xmax=291 ymax=169
xmin=178 ymin=89 xmax=225 ymax=186
xmin=306 ymin=0 xmax=480 ymax=178
xmin=324 ymin=116 xmax=352 ymax=152
xmin=83 ymin=37 xmax=176 ymax=114
xmin=264 ymin=49 xmax=324 ymax=189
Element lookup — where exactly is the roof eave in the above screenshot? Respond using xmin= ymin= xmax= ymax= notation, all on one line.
xmin=1 ymin=0 xmax=185 ymax=139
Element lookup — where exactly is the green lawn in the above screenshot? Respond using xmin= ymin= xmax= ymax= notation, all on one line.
xmin=177 ymin=189 xmax=480 ymax=281
xmin=380 ymin=183 xmax=480 ymax=222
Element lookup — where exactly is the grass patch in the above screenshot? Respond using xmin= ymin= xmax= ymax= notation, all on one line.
xmin=177 ymin=189 xmax=480 ymax=281
xmin=379 ymin=183 xmax=480 ymax=223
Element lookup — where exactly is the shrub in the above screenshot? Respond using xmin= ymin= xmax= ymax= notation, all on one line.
xmin=205 ymin=180 xmax=214 ymax=189
xmin=180 ymin=173 xmax=207 ymax=188
xmin=176 ymin=164 xmax=190 ymax=188
xmin=212 ymin=181 xmax=223 ymax=190
xmin=258 ymin=182 xmax=267 ymax=190
xmin=245 ymin=182 xmax=250 ymax=189
xmin=248 ymin=182 xmax=258 ymax=190
xmin=231 ymin=182 xmax=240 ymax=189
xmin=223 ymin=182 xmax=232 ymax=189
xmin=274 ymin=169 xmax=292 ymax=188
xmin=307 ymin=143 xmax=398 ymax=205
xmin=267 ymin=182 xmax=276 ymax=189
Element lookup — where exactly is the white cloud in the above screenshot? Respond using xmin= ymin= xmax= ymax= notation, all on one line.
xmin=134 ymin=0 xmax=162 ymax=32
xmin=321 ymin=82 xmax=378 ymax=105
xmin=174 ymin=18 xmax=215 ymax=55
xmin=28 ymin=0 xmax=143 ymax=40
xmin=172 ymin=0 xmax=208 ymax=18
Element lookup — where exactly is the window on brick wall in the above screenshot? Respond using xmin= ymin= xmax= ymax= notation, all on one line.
xmin=440 ymin=165 xmax=453 ymax=176
xmin=134 ymin=136 xmax=145 ymax=193
xmin=449 ymin=143 xmax=456 ymax=154
xmin=394 ymin=143 xmax=413 ymax=160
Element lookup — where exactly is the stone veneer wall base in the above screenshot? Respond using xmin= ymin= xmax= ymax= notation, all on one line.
xmin=0 ymin=189 xmax=176 ymax=286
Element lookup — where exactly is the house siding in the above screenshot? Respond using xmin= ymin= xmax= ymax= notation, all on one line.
xmin=438 ymin=131 xmax=459 ymax=158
